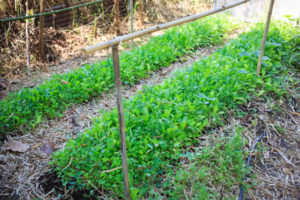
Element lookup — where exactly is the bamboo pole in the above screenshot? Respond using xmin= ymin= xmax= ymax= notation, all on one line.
xmin=25 ymin=0 xmax=30 ymax=75
xmin=129 ymin=0 xmax=134 ymax=48
xmin=39 ymin=0 xmax=45 ymax=61
xmin=112 ymin=45 xmax=131 ymax=200
xmin=214 ymin=0 xmax=218 ymax=9
xmin=256 ymin=0 xmax=275 ymax=76
xmin=114 ymin=0 xmax=121 ymax=35
xmin=138 ymin=0 xmax=144 ymax=27
xmin=83 ymin=0 xmax=249 ymax=53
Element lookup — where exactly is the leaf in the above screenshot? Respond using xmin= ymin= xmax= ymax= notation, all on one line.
xmin=238 ymin=69 xmax=247 ymax=74
xmin=262 ymin=61 xmax=269 ymax=67
xmin=5 ymin=136 xmax=30 ymax=153
xmin=239 ymin=51 xmax=251 ymax=57
xmin=267 ymin=42 xmax=282 ymax=47
xmin=262 ymin=56 xmax=270 ymax=60
xmin=42 ymin=138 xmax=56 ymax=154
xmin=253 ymin=50 xmax=260 ymax=56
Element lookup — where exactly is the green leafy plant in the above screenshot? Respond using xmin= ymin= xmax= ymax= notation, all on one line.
xmin=51 ymin=21 xmax=299 ymax=198
xmin=0 ymin=14 xmax=239 ymax=135
xmin=148 ymin=133 xmax=247 ymax=199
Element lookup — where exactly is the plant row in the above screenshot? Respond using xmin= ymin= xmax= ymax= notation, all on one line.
xmin=0 ymin=15 xmax=239 ymax=135
xmin=51 ymin=21 xmax=298 ymax=199
xmin=148 ymin=133 xmax=246 ymax=199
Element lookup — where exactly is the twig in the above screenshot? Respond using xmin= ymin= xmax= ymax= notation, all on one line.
xmin=100 ymin=166 xmax=122 ymax=174
xmin=62 ymin=157 xmax=73 ymax=171
xmin=273 ymin=149 xmax=297 ymax=168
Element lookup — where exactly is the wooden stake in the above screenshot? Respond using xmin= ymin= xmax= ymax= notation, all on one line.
xmin=112 ymin=45 xmax=131 ymax=200
xmin=38 ymin=0 xmax=45 ymax=61
xmin=256 ymin=0 xmax=275 ymax=76
xmin=214 ymin=0 xmax=218 ymax=9
xmin=25 ymin=0 xmax=30 ymax=75
xmin=129 ymin=0 xmax=134 ymax=48
xmin=114 ymin=0 xmax=121 ymax=35
xmin=138 ymin=0 xmax=144 ymax=27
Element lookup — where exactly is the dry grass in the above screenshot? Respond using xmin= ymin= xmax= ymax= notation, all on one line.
xmin=0 ymin=0 xmax=213 ymax=88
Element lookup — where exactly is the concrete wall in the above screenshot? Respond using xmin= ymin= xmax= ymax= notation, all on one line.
xmin=216 ymin=0 xmax=300 ymax=23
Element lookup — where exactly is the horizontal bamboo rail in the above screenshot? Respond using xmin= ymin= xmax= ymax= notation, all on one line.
xmin=83 ymin=0 xmax=249 ymax=54
xmin=0 ymin=0 xmax=102 ymax=23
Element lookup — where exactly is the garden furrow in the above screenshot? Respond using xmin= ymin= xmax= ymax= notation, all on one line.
xmin=51 ymin=21 xmax=299 ymax=199
xmin=0 ymin=43 xmax=223 ymax=200
xmin=0 ymin=15 xmax=240 ymax=134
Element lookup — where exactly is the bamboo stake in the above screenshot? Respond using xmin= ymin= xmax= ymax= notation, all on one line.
xmin=129 ymin=0 xmax=134 ymax=48
xmin=114 ymin=0 xmax=121 ymax=35
xmin=83 ymin=0 xmax=249 ymax=53
xmin=39 ymin=0 xmax=45 ymax=61
xmin=138 ymin=0 xmax=144 ymax=27
xmin=112 ymin=45 xmax=131 ymax=200
xmin=256 ymin=0 xmax=275 ymax=76
xmin=25 ymin=0 xmax=30 ymax=75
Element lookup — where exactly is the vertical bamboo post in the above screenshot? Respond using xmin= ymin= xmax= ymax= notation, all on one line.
xmin=112 ymin=45 xmax=131 ymax=200
xmin=129 ymin=0 xmax=134 ymax=48
xmin=114 ymin=0 xmax=121 ymax=35
xmin=38 ymin=0 xmax=45 ymax=61
xmin=25 ymin=0 xmax=30 ymax=75
xmin=214 ymin=0 xmax=218 ymax=9
xmin=138 ymin=0 xmax=144 ymax=27
xmin=256 ymin=0 xmax=275 ymax=76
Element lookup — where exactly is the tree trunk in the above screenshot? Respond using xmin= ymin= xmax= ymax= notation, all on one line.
xmin=38 ymin=0 xmax=45 ymax=61
xmin=114 ymin=0 xmax=121 ymax=35
xmin=138 ymin=0 xmax=144 ymax=27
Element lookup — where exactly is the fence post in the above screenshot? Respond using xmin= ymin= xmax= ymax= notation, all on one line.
xmin=112 ymin=45 xmax=131 ymax=200
xmin=256 ymin=0 xmax=275 ymax=76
